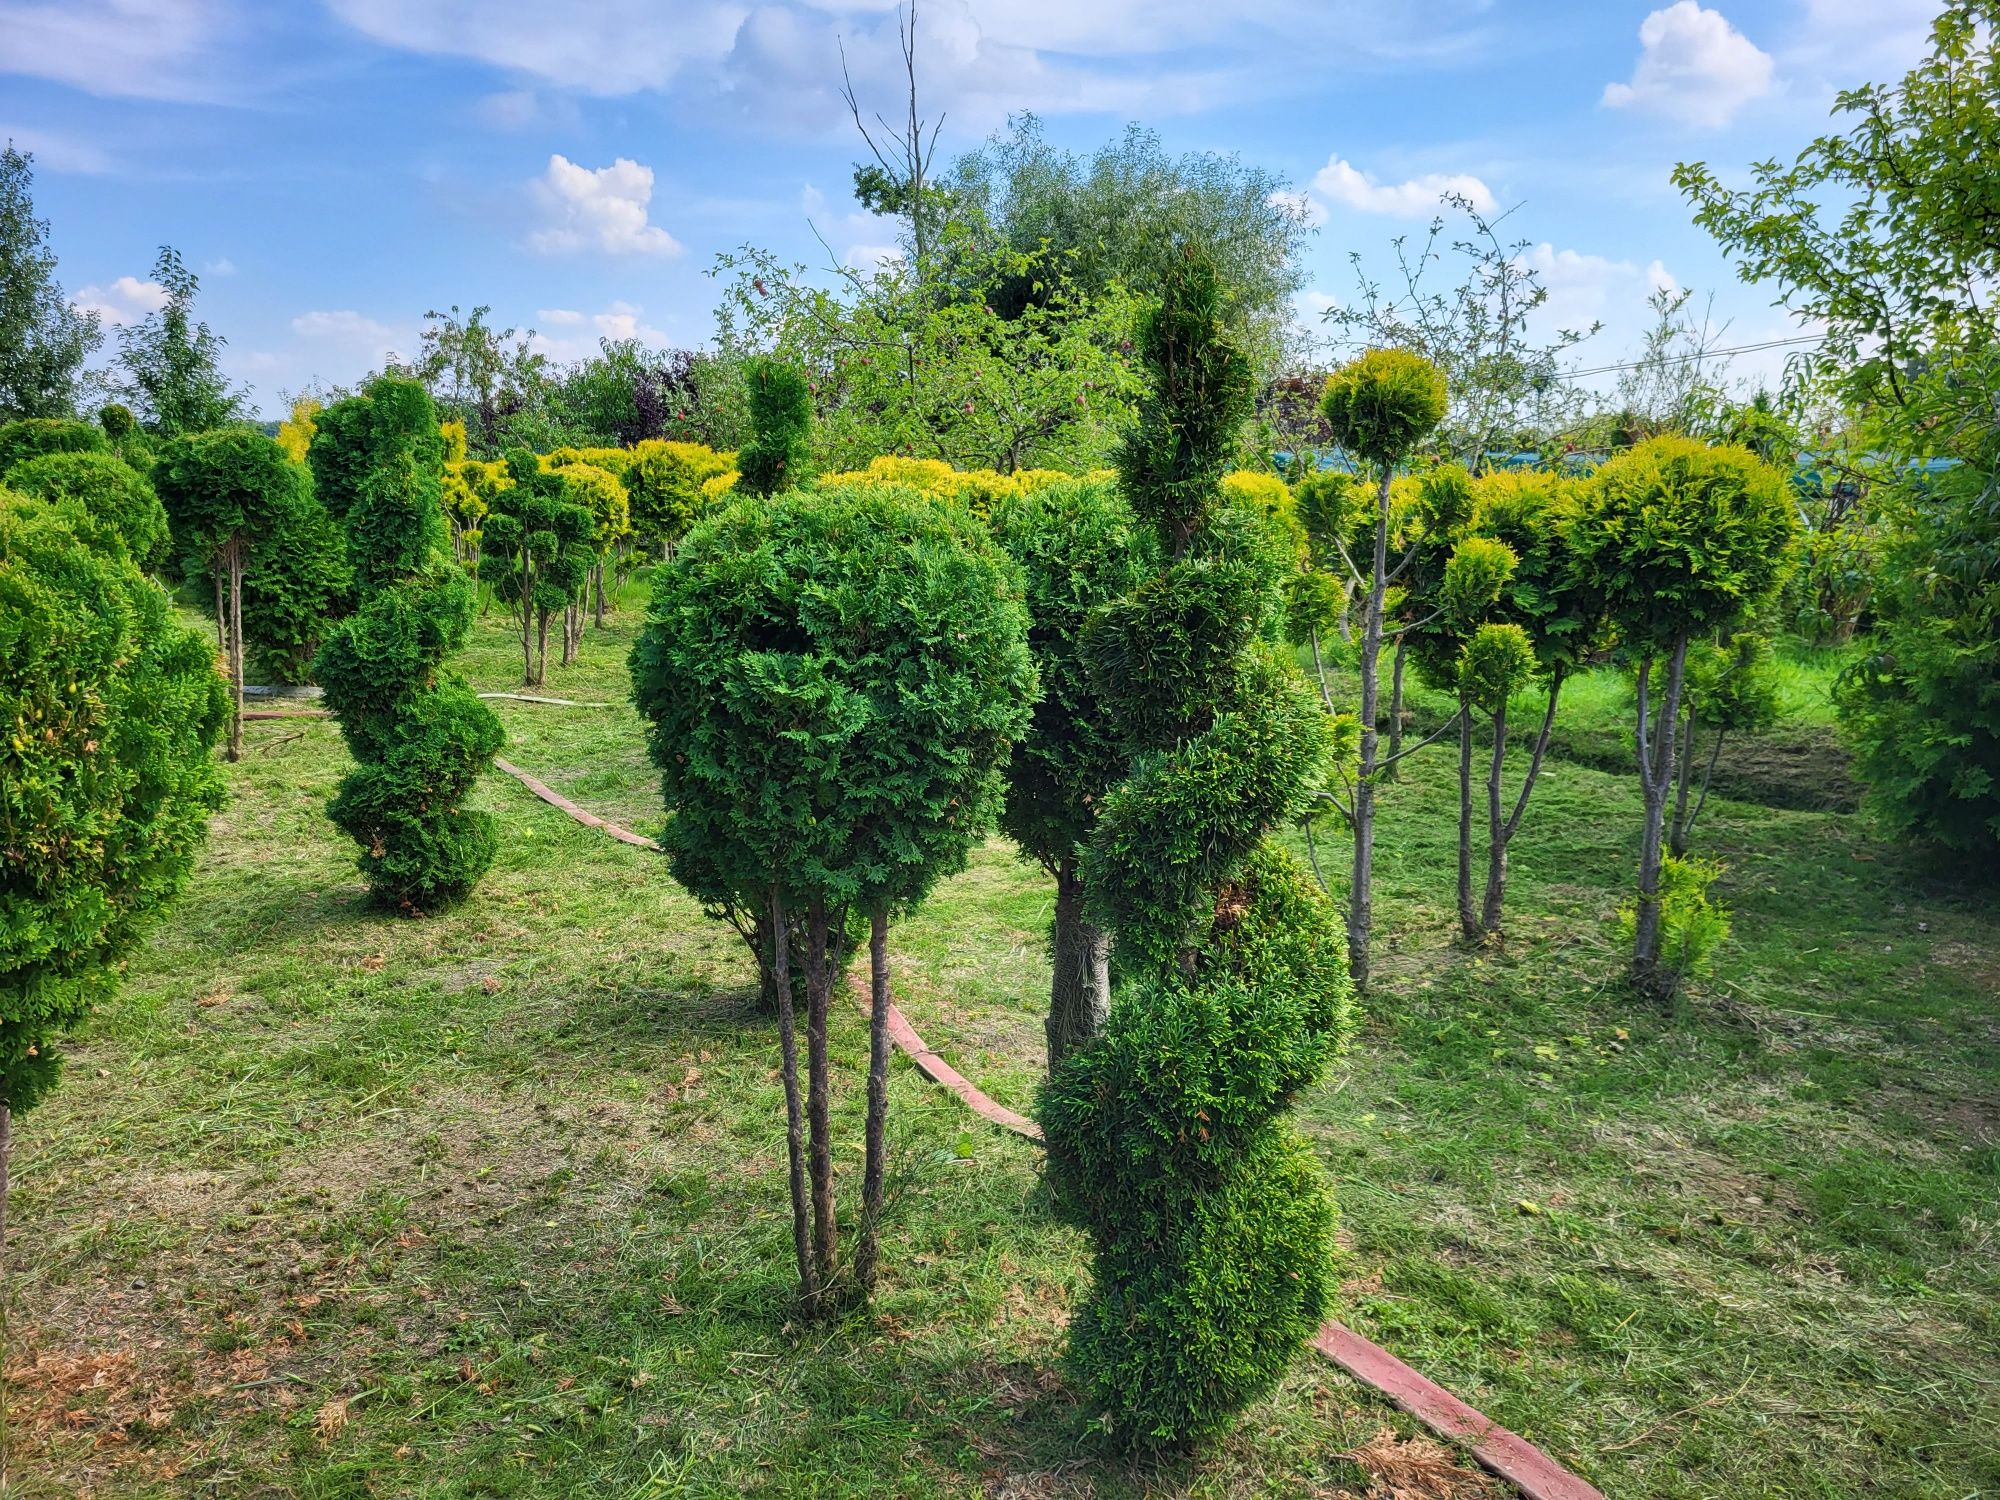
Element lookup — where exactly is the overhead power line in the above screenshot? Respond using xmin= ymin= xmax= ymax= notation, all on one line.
xmin=1549 ymin=333 xmax=1826 ymax=382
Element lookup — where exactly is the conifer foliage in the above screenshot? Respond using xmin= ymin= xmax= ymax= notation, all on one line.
xmin=1040 ymin=252 xmax=1355 ymax=1445
xmin=311 ymin=377 xmax=503 ymax=914
xmin=478 ymin=452 xmax=592 ymax=687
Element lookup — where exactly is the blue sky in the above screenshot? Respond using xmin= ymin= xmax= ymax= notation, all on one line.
xmin=1 ymin=0 xmax=1943 ymax=417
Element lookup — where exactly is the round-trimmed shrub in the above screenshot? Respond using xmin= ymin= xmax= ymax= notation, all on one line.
xmin=312 ymin=377 xmax=503 ymax=914
xmin=0 ymin=416 xmax=108 ymax=475
xmin=1042 ymin=253 xmax=1355 ymax=1447
xmin=0 ymin=490 xmax=227 ymax=1118
xmin=1318 ymin=349 xmax=1447 ymax=467
xmin=6 ymin=449 xmax=170 ymax=569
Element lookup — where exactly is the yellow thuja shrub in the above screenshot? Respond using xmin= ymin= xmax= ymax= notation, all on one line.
xmin=1223 ymin=468 xmax=1307 ymax=560
xmin=276 ymin=396 xmax=321 ymax=463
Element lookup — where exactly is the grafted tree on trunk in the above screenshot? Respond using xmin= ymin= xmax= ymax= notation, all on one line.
xmin=633 ymin=476 xmax=1032 ymax=1316
xmin=1581 ymin=436 xmax=1796 ymax=1002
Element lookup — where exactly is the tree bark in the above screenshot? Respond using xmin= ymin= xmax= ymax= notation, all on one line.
xmin=1456 ymin=693 xmax=1477 ymax=941
xmin=854 ymin=908 xmax=892 ymax=1298
xmin=1632 ymin=637 xmax=1690 ymax=1000
xmin=1484 ymin=669 xmax=1563 ymax=936
xmin=533 ymin=610 xmax=550 ymax=687
xmin=1046 ymin=857 xmax=1111 ymax=1071
xmin=1384 ymin=632 xmax=1410 ymax=779
xmin=1482 ymin=697 xmax=1510 ymax=939
xmin=593 ymin=561 xmax=608 ymax=628
xmin=227 ymin=536 xmax=245 ymax=763
xmin=769 ymin=891 xmax=817 ymax=1314
xmin=520 ymin=559 xmax=536 ymax=686
xmin=1346 ymin=467 xmax=1392 ymax=991
xmin=804 ymin=899 xmax=837 ymax=1307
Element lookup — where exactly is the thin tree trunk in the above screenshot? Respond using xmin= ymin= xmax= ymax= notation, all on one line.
xmin=770 ymin=891 xmax=817 ymax=1313
xmin=1384 ymin=632 xmax=1410 ymax=779
xmin=1307 ymin=626 xmax=1336 ymax=716
xmin=1456 ymin=693 xmax=1476 ymax=941
xmin=212 ymin=563 xmax=225 ymax=650
xmin=533 ymin=611 xmax=550 ymax=687
xmin=1046 ymin=858 xmax=1110 ymax=1071
xmin=520 ymin=560 xmax=536 ymax=686
xmin=1484 ymin=669 xmax=1564 ymax=936
xmin=854 ymin=908 xmax=892 ymax=1298
xmin=804 ymin=899 xmax=837 ymax=1306
xmin=1679 ymin=728 xmax=1727 ymax=855
xmin=1346 ymin=468 xmax=1392 ymax=990
xmin=1482 ymin=698 xmax=1509 ymax=938
xmin=1633 ymin=637 xmax=1691 ymax=1000
xmin=1669 ymin=707 xmax=1700 ymax=859
xmin=227 ymin=537 xmax=245 ymax=763
xmin=593 ymin=561 xmax=608 ymax=627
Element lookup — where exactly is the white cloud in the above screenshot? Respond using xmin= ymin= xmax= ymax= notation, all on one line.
xmin=527 ymin=300 xmax=671 ymax=361
xmin=473 ymin=88 xmax=580 ymax=131
xmin=206 ymin=256 xmax=237 ymax=276
xmin=1308 ymin=156 xmax=1497 ymax=218
xmin=1602 ymin=2 xmax=1774 ymax=128
xmin=71 ymin=275 xmax=170 ymax=326
xmin=801 ymin=182 xmax=903 ymax=273
xmin=0 ymin=124 xmax=113 ymax=174
xmin=0 ymin=0 xmax=226 ymax=102
xmin=527 ymin=154 xmax=681 ymax=257
xmin=1269 ymin=187 xmax=1327 ymax=229
xmin=536 ymin=308 xmax=585 ymax=325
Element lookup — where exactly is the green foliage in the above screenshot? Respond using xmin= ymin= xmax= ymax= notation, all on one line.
xmin=1836 ymin=435 xmax=2000 ymax=857
xmin=734 ymin=359 xmax=813 ymax=500
xmin=113 ymin=246 xmax=246 ymax=436
xmin=0 ymin=492 xmax=227 ymax=1113
xmin=4 ymin=449 xmax=169 ymax=570
xmin=1582 ymin=436 xmax=1798 ymax=653
xmin=1437 ymin=535 xmax=1518 ymax=629
xmin=1678 ymin=632 xmax=1781 ymax=739
xmin=1459 ymin=622 xmax=1538 ymax=713
xmin=0 ymin=416 xmax=108 ymax=473
xmin=477 ymin=451 xmax=593 ymax=682
xmin=553 ymin=460 xmax=631 ymax=553
xmin=0 ymin=145 xmax=103 ymax=423
xmin=1318 ymin=349 xmax=1447 ymax=468
xmin=1044 ymin=252 xmax=1353 ymax=1446
xmin=1467 ymin=469 xmax=1604 ymax=672
xmin=631 ymin=484 xmax=1035 ymax=916
xmin=1114 ymin=255 xmax=1255 ymax=552
xmin=624 ymin=440 xmax=733 ymax=550
xmin=312 ymin=378 xmax=503 ymax=913
xmin=1618 ymin=855 xmax=1731 ymax=982
xmin=990 ymin=478 xmax=1155 ymax=872
xmin=156 ymin=427 xmax=354 ymax=683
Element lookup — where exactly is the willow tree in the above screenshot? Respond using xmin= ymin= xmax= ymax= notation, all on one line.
xmin=0 ymin=491 xmax=227 ymax=1268
xmin=311 ymin=377 xmax=504 ymax=913
xmin=1041 ymin=252 xmax=1354 ymax=1445
xmin=633 ymin=483 xmax=1033 ymax=1314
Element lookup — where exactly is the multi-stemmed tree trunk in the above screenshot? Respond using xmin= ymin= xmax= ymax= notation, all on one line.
xmin=1482 ymin=674 xmax=1563 ymax=934
xmin=1348 ymin=466 xmax=1392 ymax=989
xmin=767 ymin=889 xmax=816 ymax=1309
xmin=853 ymin=909 xmax=894 ymax=1296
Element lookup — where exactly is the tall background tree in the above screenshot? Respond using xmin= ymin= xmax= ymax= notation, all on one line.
xmin=0 ymin=145 xmax=102 ymax=422
xmin=311 ymin=377 xmax=504 ymax=913
xmin=1678 ymin=0 xmax=2000 ymax=860
xmin=1041 ymin=252 xmax=1353 ymax=1445
xmin=115 ymin=247 xmax=246 ymax=436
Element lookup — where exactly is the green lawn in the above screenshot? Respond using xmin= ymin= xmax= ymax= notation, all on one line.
xmin=11 ymin=598 xmax=1996 ymax=1498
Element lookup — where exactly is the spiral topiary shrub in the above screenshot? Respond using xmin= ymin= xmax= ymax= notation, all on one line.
xmin=1041 ymin=251 xmax=1355 ymax=1447
xmin=4 ymin=449 xmax=170 ymax=569
xmin=311 ymin=377 xmax=503 ymax=914
xmin=0 ymin=488 xmax=227 ymax=1180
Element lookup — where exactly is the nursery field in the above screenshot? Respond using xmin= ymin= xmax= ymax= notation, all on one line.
xmin=12 ymin=601 xmax=1998 ymax=1500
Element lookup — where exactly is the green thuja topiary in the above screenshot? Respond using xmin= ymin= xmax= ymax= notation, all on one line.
xmin=735 ymin=358 xmax=813 ymax=499
xmin=311 ymin=377 xmax=503 ymax=914
xmin=0 ymin=489 xmax=227 ymax=1210
xmin=477 ymin=452 xmax=592 ymax=687
xmin=0 ymin=416 xmax=108 ymax=475
xmin=5 ymin=449 xmax=170 ymax=569
xmin=1040 ymin=251 xmax=1356 ymax=1447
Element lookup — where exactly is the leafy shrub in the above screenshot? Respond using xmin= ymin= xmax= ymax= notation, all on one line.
xmin=5 ymin=450 xmax=169 ymax=569
xmin=0 ymin=416 xmax=107 ymax=474
xmin=0 ymin=491 xmax=227 ymax=1117
xmin=312 ymin=377 xmax=503 ymax=913
xmin=478 ymin=451 xmax=592 ymax=685
xmin=624 ymin=439 xmax=732 ymax=551
xmin=1318 ymin=349 xmax=1447 ymax=466
xmin=1042 ymin=252 xmax=1353 ymax=1446
xmin=1618 ymin=856 xmax=1731 ymax=983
